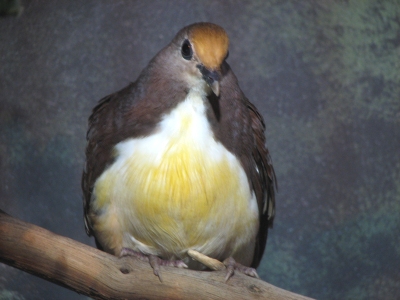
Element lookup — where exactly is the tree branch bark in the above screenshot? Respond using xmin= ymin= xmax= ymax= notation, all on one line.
xmin=0 ymin=210 xmax=314 ymax=300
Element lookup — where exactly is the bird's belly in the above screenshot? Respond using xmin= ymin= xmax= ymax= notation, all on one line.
xmin=91 ymin=95 xmax=259 ymax=263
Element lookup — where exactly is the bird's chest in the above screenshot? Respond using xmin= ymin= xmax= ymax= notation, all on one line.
xmin=92 ymin=93 xmax=258 ymax=258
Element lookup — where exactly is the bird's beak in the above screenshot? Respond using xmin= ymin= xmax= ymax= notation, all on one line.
xmin=197 ymin=65 xmax=220 ymax=96
xmin=209 ymin=80 xmax=220 ymax=97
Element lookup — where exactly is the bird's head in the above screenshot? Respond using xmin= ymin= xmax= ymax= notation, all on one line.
xmin=168 ymin=23 xmax=229 ymax=97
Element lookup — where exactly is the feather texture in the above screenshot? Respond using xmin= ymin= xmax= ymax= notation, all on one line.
xmin=82 ymin=22 xmax=276 ymax=269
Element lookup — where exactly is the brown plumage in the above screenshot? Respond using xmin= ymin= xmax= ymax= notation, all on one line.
xmin=82 ymin=22 xmax=276 ymax=278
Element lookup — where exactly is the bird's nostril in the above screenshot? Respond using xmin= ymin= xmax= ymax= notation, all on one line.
xmin=204 ymin=76 xmax=214 ymax=85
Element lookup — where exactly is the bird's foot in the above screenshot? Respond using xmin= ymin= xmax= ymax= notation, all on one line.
xmin=187 ymin=250 xmax=259 ymax=282
xmin=223 ymin=257 xmax=259 ymax=282
xmin=120 ymin=247 xmax=188 ymax=282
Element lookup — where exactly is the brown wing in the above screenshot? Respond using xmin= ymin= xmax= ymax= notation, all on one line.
xmin=246 ymin=98 xmax=276 ymax=268
xmin=211 ymin=62 xmax=276 ymax=268
xmin=82 ymin=88 xmax=125 ymax=236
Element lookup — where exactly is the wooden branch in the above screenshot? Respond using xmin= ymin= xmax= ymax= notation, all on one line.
xmin=0 ymin=210 xmax=314 ymax=300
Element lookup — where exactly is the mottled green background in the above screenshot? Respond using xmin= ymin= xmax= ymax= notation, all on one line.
xmin=1 ymin=1 xmax=399 ymax=299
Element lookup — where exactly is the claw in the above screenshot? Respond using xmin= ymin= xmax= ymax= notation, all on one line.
xmin=149 ymin=255 xmax=163 ymax=282
xmin=120 ymin=248 xmax=188 ymax=282
xmin=172 ymin=260 xmax=189 ymax=269
xmin=187 ymin=250 xmax=259 ymax=282
xmin=223 ymin=257 xmax=259 ymax=282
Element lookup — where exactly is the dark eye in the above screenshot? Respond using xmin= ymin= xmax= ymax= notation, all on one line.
xmin=181 ymin=39 xmax=193 ymax=60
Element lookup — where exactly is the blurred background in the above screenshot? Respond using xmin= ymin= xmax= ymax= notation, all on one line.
xmin=1 ymin=1 xmax=399 ymax=299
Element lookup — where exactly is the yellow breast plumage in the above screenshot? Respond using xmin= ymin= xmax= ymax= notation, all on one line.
xmin=91 ymin=91 xmax=258 ymax=265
